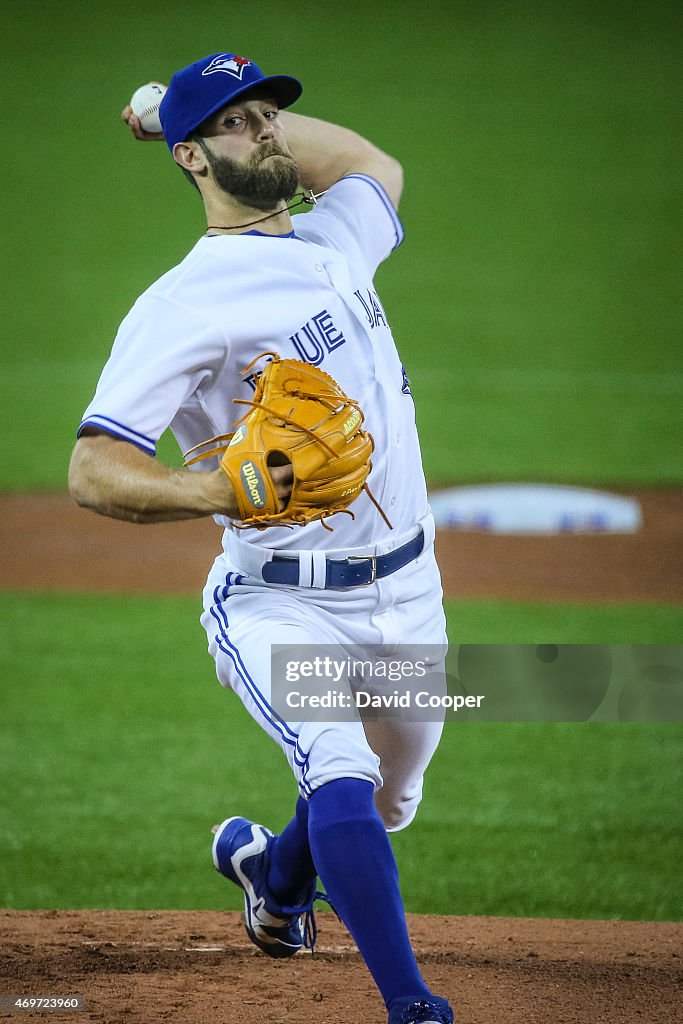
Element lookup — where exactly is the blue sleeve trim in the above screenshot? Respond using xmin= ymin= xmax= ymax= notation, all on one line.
xmin=77 ymin=415 xmax=156 ymax=456
xmin=342 ymin=173 xmax=405 ymax=250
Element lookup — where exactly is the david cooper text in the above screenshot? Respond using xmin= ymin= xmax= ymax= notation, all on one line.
xmin=285 ymin=691 xmax=486 ymax=710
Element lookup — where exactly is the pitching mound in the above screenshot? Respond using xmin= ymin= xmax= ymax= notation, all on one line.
xmin=1 ymin=910 xmax=680 ymax=1023
xmin=1 ymin=489 xmax=682 ymax=602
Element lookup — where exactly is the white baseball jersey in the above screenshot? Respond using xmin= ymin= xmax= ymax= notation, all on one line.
xmin=79 ymin=174 xmax=430 ymax=552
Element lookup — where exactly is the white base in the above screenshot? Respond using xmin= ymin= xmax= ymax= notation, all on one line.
xmin=428 ymin=484 xmax=642 ymax=534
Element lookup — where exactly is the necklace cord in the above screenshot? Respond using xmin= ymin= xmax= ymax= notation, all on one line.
xmin=206 ymin=188 xmax=326 ymax=234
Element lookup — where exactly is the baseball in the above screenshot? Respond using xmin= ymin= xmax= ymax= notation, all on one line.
xmin=129 ymin=82 xmax=167 ymax=133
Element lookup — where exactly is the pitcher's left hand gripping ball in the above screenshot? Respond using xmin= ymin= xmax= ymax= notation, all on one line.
xmin=185 ymin=355 xmax=390 ymax=530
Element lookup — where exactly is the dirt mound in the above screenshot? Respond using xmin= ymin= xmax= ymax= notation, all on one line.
xmin=0 ymin=910 xmax=680 ymax=1023
xmin=1 ymin=490 xmax=681 ymax=602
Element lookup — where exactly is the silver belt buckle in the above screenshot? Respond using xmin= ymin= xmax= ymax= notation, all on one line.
xmin=347 ymin=554 xmax=378 ymax=585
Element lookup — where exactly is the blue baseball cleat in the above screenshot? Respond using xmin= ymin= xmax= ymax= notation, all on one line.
xmin=388 ymin=996 xmax=454 ymax=1024
xmin=212 ymin=816 xmax=317 ymax=958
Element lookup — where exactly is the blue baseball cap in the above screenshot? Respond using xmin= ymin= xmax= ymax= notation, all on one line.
xmin=159 ymin=52 xmax=303 ymax=151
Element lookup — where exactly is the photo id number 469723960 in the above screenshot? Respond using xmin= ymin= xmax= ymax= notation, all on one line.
xmin=0 ymin=996 xmax=85 ymax=1012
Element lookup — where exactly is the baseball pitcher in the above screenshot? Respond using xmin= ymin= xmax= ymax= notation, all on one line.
xmin=69 ymin=50 xmax=454 ymax=1024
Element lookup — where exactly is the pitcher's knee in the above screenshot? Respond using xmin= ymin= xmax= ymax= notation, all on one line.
xmin=374 ymin=783 xmax=423 ymax=832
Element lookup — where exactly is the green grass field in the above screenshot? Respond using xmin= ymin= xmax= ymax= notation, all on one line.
xmin=0 ymin=0 xmax=680 ymax=487
xmin=0 ymin=2 xmax=680 ymax=920
xmin=1 ymin=594 xmax=680 ymax=917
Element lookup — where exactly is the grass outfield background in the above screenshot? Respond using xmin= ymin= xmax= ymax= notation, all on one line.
xmin=0 ymin=2 xmax=680 ymax=919
xmin=1 ymin=594 xmax=681 ymax=918
xmin=0 ymin=0 xmax=680 ymax=487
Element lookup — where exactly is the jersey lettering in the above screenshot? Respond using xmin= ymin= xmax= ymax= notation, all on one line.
xmin=289 ymin=308 xmax=346 ymax=364
xmin=312 ymin=309 xmax=345 ymax=352
xmin=370 ymin=292 xmax=387 ymax=327
xmin=354 ymin=289 xmax=389 ymax=329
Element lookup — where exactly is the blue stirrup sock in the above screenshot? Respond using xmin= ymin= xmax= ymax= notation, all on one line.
xmin=267 ymin=795 xmax=318 ymax=906
xmin=307 ymin=777 xmax=433 ymax=1010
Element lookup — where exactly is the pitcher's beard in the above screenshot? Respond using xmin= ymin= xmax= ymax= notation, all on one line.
xmin=202 ymin=142 xmax=300 ymax=208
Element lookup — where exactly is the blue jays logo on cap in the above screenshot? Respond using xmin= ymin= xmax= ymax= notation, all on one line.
xmin=159 ymin=50 xmax=303 ymax=152
xmin=202 ymin=54 xmax=252 ymax=79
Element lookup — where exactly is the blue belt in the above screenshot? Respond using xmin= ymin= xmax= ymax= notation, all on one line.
xmin=261 ymin=527 xmax=425 ymax=589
